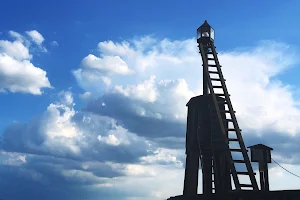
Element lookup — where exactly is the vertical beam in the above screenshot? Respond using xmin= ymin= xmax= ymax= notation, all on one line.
xmin=183 ymin=102 xmax=201 ymax=196
xmin=183 ymin=151 xmax=200 ymax=195
xmin=264 ymin=163 xmax=270 ymax=191
xmin=213 ymin=152 xmax=221 ymax=194
xmin=211 ymin=98 xmax=232 ymax=194
xmin=202 ymin=150 xmax=213 ymax=195
xmin=259 ymin=171 xmax=265 ymax=191
xmin=193 ymin=96 xmax=213 ymax=195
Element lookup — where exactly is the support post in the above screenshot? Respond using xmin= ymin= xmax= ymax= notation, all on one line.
xmin=183 ymin=151 xmax=200 ymax=195
xmin=202 ymin=150 xmax=213 ymax=195
xmin=264 ymin=162 xmax=270 ymax=191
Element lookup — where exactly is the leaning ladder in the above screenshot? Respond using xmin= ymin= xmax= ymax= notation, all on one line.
xmin=198 ymin=41 xmax=259 ymax=191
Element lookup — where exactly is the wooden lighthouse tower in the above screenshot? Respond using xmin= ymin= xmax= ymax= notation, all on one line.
xmin=168 ymin=20 xmax=300 ymax=200
xmin=182 ymin=20 xmax=259 ymax=196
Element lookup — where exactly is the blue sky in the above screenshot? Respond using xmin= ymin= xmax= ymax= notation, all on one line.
xmin=1 ymin=0 xmax=300 ymax=199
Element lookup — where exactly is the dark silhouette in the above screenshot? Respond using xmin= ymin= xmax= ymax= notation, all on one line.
xmin=248 ymin=144 xmax=273 ymax=191
xmin=167 ymin=20 xmax=300 ymax=200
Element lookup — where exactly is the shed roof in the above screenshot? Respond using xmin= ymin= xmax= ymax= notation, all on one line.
xmin=247 ymin=143 xmax=273 ymax=150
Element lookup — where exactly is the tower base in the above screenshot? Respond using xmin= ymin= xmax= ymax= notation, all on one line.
xmin=168 ymin=190 xmax=300 ymax=200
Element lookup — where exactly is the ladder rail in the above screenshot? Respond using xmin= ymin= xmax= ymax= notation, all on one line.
xmin=199 ymin=43 xmax=241 ymax=190
xmin=210 ymin=45 xmax=259 ymax=191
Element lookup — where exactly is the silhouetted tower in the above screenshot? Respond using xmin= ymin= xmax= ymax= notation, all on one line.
xmin=183 ymin=21 xmax=259 ymax=197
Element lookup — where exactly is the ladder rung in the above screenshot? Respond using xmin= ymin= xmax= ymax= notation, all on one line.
xmin=233 ymin=159 xmax=246 ymax=163
xmin=213 ymin=171 xmax=256 ymax=175
xmin=230 ymin=148 xmax=242 ymax=152
xmin=240 ymin=184 xmax=254 ymax=188
xmin=213 ymin=86 xmax=223 ymax=88
xmin=208 ymin=58 xmax=215 ymax=60
xmin=220 ymin=110 xmax=235 ymax=113
xmin=208 ymin=65 xmax=222 ymax=68
xmin=236 ymin=171 xmax=257 ymax=175
xmin=211 ymin=117 xmax=231 ymax=121
xmin=215 ymin=93 xmax=231 ymax=97
xmin=228 ymin=138 xmax=239 ymax=142
xmin=208 ymin=71 xmax=219 ymax=74
xmin=211 ymin=78 xmax=225 ymax=81
xmin=226 ymin=128 xmax=242 ymax=131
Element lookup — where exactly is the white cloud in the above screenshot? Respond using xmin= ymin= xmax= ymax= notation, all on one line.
xmin=1 ymin=90 xmax=153 ymax=163
xmin=9 ymin=31 xmax=24 ymax=42
xmin=108 ymin=164 xmax=185 ymax=199
xmin=0 ymin=151 xmax=27 ymax=166
xmin=26 ymin=30 xmax=45 ymax=45
xmin=81 ymin=54 xmax=134 ymax=75
xmin=73 ymin=36 xmax=300 ymax=197
xmin=79 ymin=91 xmax=93 ymax=100
xmin=40 ymin=92 xmax=82 ymax=155
xmin=58 ymin=90 xmax=74 ymax=106
xmin=0 ymin=54 xmax=51 ymax=94
xmin=113 ymin=75 xmax=158 ymax=103
xmin=51 ymin=41 xmax=59 ymax=46
xmin=140 ymin=148 xmax=183 ymax=167
xmin=98 ymin=134 xmax=120 ymax=146
xmin=0 ymin=40 xmax=31 ymax=60
xmin=79 ymin=37 xmax=300 ymax=137
xmin=0 ymin=30 xmax=52 ymax=95
xmin=2 ymin=35 xmax=300 ymax=199
xmin=73 ymin=68 xmax=111 ymax=94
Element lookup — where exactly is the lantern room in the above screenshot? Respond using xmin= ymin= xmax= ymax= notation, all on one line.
xmin=197 ymin=20 xmax=215 ymax=41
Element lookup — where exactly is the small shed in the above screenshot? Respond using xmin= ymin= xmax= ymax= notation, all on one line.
xmin=247 ymin=144 xmax=273 ymax=163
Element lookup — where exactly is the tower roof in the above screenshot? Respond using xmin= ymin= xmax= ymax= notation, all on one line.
xmin=197 ymin=20 xmax=211 ymax=30
xmin=202 ymin=20 xmax=210 ymax=26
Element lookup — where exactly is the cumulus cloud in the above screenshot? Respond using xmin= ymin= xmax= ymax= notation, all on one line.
xmin=84 ymin=76 xmax=193 ymax=139
xmin=113 ymin=75 xmax=158 ymax=103
xmin=26 ymin=30 xmax=45 ymax=45
xmin=81 ymin=54 xmax=134 ymax=75
xmin=2 ymin=35 xmax=300 ymax=199
xmin=78 ymin=36 xmax=300 ymax=197
xmin=0 ymin=40 xmax=31 ymax=60
xmin=0 ymin=91 xmax=154 ymax=163
xmin=79 ymin=91 xmax=93 ymax=100
xmin=0 ymin=30 xmax=52 ymax=94
xmin=81 ymin=38 xmax=300 ymax=142
xmin=0 ymin=90 xmax=185 ymax=199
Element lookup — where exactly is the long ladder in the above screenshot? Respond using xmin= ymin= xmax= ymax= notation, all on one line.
xmin=199 ymin=41 xmax=259 ymax=191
